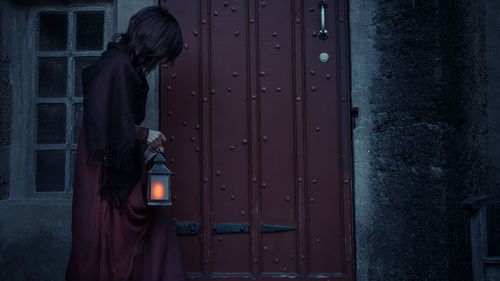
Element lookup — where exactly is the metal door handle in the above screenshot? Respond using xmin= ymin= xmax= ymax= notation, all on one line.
xmin=318 ymin=0 xmax=329 ymax=40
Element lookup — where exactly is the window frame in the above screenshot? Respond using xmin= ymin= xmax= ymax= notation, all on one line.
xmin=24 ymin=4 xmax=114 ymax=200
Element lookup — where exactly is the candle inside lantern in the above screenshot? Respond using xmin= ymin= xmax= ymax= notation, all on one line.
xmin=151 ymin=181 xmax=165 ymax=200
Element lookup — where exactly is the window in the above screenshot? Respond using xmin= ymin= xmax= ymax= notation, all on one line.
xmin=33 ymin=7 xmax=112 ymax=194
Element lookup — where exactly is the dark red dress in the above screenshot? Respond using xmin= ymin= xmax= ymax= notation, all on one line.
xmin=66 ymin=118 xmax=186 ymax=281
xmin=66 ymin=38 xmax=185 ymax=281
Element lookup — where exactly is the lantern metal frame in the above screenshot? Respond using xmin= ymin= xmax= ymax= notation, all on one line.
xmin=147 ymin=153 xmax=175 ymax=206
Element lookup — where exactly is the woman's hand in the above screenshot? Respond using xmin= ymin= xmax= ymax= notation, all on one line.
xmin=147 ymin=129 xmax=167 ymax=153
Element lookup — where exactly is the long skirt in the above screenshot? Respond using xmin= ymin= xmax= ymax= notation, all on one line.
xmin=66 ymin=119 xmax=186 ymax=281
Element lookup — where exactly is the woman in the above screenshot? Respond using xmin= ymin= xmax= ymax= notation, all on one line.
xmin=66 ymin=6 xmax=185 ymax=281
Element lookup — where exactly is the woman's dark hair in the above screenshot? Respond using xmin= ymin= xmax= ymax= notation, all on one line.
xmin=112 ymin=6 xmax=183 ymax=75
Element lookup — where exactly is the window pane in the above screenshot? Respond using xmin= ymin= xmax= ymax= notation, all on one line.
xmin=76 ymin=12 xmax=104 ymax=50
xmin=36 ymin=150 xmax=65 ymax=192
xmin=72 ymin=103 xmax=83 ymax=143
xmin=70 ymin=150 xmax=77 ymax=192
xmin=37 ymin=103 xmax=66 ymax=144
xmin=74 ymin=57 xmax=98 ymax=97
xmin=38 ymin=57 xmax=67 ymax=98
xmin=39 ymin=13 xmax=68 ymax=51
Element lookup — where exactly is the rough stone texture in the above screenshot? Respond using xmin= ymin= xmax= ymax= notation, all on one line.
xmin=0 ymin=2 xmax=11 ymax=201
xmin=486 ymin=0 xmax=500 ymax=191
xmin=0 ymin=203 xmax=72 ymax=281
xmin=440 ymin=2 xmax=490 ymax=281
xmin=485 ymin=0 xmax=500 ymax=257
xmin=351 ymin=0 xmax=491 ymax=280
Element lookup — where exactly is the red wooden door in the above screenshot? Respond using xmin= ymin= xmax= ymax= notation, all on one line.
xmin=159 ymin=0 xmax=353 ymax=280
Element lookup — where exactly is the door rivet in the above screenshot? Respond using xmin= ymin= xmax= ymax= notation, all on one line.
xmin=195 ymin=146 xmax=200 ymax=152
xmin=261 ymin=86 xmax=267 ymax=92
xmin=221 ymin=184 xmax=227 ymax=190
xmin=274 ymin=258 xmax=280 ymax=263
xmin=231 ymin=7 xmax=237 ymax=12
xmin=191 ymin=136 xmax=196 ymax=141
xmin=214 ymin=10 xmax=219 ymax=16
xmin=170 ymin=135 xmax=176 ymax=141
xmin=311 ymin=86 xmax=317 ymax=91
xmin=203 ymin=177 xmax=208 ymax=183
xmin=229 ymin=145 xmax=235 ymax=150
xmin=325 ymin=73 xmax=331 ymax=79
xmin=234 ymin=30 xmax=240 ymax=36
xmin=216 ymin=170 xmax=222 ymax=176
xmin=261 ymin=182 xmax=267 ymax=187
xmin=298 ymin=177 xmax=303 ymax=182
xmin=312 ymin=178 xmax=317 ymax=184
xmin=272 ymin=31 xmax=278 ymax=37
xmin=242 ymin=138 xmax=248 ymax=144
xmin=315 ymin=126 xmax=321 ymax=131
xmin=184 ymin=43 xmax=189 ymax=49
xmin=227 ymin=87 xmax=232 ymax=92
xmin=275 ymin=43 xmax=280 ymax=49
xmin=171 ymin=73 xmax=177 ymax=78
xmin=240 ymin=211 xmax=246 ymax=216
xmin=232 ymin=71 xmax=238 ymax=77
xmin=191 ymin=91 xmax=196 ymax=96
xmin=231 ymin=194 xmax=236 ymax=200
xmin=276 ymin=87 xmax=282 ymax=92
xmin=310 ymin=70 xmax=316 ymax=75
xmin=285 ymin=196 xmax=291 ymax=202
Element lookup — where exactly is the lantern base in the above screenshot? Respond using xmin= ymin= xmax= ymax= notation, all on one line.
xmin=147 ymin=200 xmax=172 ymax=206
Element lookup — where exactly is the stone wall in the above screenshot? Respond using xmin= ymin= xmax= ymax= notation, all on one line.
xmin=351 ymin=0 xmax=491 ymax=280
xmin=0 ymin=2 xmax=11 ymax=200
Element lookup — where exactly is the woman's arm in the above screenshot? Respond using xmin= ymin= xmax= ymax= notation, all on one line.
xmin=135 ymin=124 xmax=167 ymax=152
xmin=134 ymin=124 xmax=150 ymax=144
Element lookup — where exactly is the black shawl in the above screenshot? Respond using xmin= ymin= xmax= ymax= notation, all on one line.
xmin=82 ymin=40 xmax=149 ymax=213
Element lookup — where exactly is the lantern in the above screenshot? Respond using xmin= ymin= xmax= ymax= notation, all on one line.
xmin=147 ymin=153 xmax=175 ymax=206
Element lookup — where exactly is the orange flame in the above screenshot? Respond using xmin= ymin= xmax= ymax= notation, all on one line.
xmin=151 ymin=182 xmax=165 ymax=200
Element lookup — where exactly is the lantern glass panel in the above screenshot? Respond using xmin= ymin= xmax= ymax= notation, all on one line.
xmin=149 ymin=175 xmax=170 ymax=201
